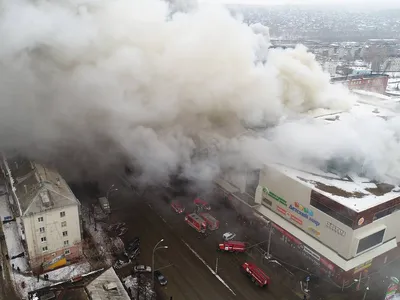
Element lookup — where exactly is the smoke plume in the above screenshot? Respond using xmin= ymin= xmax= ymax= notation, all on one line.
xmin=0 ymin=0 xmax=397 ymax=186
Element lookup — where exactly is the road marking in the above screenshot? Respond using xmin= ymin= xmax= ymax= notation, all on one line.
xmin=182 ymin=241 xmax=236 ymax=296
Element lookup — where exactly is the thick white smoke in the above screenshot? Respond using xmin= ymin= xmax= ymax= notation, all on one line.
xmin=0 ymin=0 xmax=396 ymax=186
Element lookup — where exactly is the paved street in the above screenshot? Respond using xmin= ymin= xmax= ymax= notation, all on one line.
xmin=91 ymin=178 xmax=303 ymax=300
xmin=110 ymin=193 xmax=237 ymax=300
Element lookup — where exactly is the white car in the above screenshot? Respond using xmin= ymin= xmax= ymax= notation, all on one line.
xmin=223 ymin=232 xmax=236 ymax=241
xmin=133 ymin=265 xmax=151 ymax=273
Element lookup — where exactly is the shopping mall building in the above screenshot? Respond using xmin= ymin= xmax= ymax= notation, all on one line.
xmin=214 ymin=100 xmax=400 ymax=286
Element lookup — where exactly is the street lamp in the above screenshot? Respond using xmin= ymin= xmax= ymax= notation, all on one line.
xmin=152 ymin=239 xmax=168 ymax=288
xmin=106 ymin=184 xmax=118 ymax=200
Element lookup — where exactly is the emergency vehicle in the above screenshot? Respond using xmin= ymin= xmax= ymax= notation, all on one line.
xmin=171 ymin=201 xmax=185 ymax=214
xmin=193 ymin=198 xmax=211 ymax=211
xmin=200 ymin=212 xmax=219 ymax=230
xmin=241 ymin=262 xmax=270 ymax=287
xmin=185 ymin=213 xmax=207 ymax=233
xmin=218 ymin=241 xmax=246 ymax=253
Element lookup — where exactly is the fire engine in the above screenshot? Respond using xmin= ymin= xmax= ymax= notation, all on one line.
xmin=185 ymin=213 xmax=207 ymax=233
xmin=193 ymin=198 xmax=211 ymax=211
xmin=241 ymin=262 xmax=270 ymax=287
xmin=200 ymin=212 xmax=219 ymax=230
xmin=218 ymin=241 xmax=246 ymax=253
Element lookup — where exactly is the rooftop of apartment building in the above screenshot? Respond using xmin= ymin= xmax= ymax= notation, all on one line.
xmin=270 ymin=100 xmax=400 ymax=213
xmin=29 ymin=268 xmax=130 ymax=300
xmin=5 ymin=156 xmax=79 ymax=217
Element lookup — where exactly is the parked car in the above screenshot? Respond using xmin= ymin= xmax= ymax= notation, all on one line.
xmin=114 ymin=253 xmax=130 ymax=269
xmin=117 ymin=227 xmax=128 ymax=237
xmin=108 ymin=222 xmax=125 ymax=232
xmin=133 ymin=265 xmax=151 ymax=273
xmin=222 ymin=232 xmax=236 ymax=241
xmin=154 ymin=270 xmax=168 ymax=286
xmin=193 ymin=198 xmax=211 ymax=211
xmin=126 ymin=237 xmax=140 ymax=252
xmin=127 ymin=247 xmax=140 ymax=260
xmin=171 ymin=201 xmax=185 ymax=214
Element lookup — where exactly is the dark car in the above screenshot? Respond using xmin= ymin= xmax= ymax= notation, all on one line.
xmin=154 ymin=270 xmax=168 ymax=286
xmin=128 ymin=247 xmax=140 ymax=260
xmin=126 ymin=237 xmax=140 ymax=252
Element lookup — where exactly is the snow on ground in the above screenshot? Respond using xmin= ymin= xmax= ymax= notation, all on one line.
xmin=15 ymin=262 xmax=91 ymax=296
xmin=81 ymin=204 xmax=113 ymax=266
xmin=122 ymin=275 xmax=155 ymax=300
xmin=0 ymin=192 xmax=29 ymax=272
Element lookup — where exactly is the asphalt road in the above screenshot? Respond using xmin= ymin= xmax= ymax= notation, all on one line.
xmin=109 ymin=192 xmax=237 ymax=300
xmin=101 ymin=179 xmax=302 ymax=300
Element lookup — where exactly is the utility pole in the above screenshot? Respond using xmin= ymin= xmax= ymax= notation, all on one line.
xmin=266 ymin=221 xmax=272 ymax=259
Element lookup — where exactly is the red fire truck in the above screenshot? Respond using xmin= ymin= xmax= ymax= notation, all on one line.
xmin=218 ymin=241 xmax=246 ymax=253
xmin=200 ymin=212 xmax=219 ymax=231
xmin=241 ymin=262 xmax=270 ymax=287
xmin=193 ymin=198 xmax=211 ymax=210
xmin=185 ymin=213 xmax=207 ymax=233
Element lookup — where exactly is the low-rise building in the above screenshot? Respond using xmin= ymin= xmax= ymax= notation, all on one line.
xmin=2 ymin=156 xmax=83 ymax=272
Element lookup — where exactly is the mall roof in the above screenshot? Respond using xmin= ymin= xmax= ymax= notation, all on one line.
xmin=273 ymin=100 xmax=400 ymax=212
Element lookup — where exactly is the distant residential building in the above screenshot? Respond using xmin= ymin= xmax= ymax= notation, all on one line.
xmin=349 ymin=67 xmax=371 ymax=76
xmin=323 ymin=62 xmax=338 ymax=76
xmin=382 ymin=57 xmax=400 ymax=73
xmin=2 ymin=156 xmax=83 ymax=272
xmin=331 ymin=74 xmax=389 ymax=94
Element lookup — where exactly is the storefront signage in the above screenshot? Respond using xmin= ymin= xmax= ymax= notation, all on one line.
xmin=326 ymin=221 xmax=346 ymax=237
xmin=320 ymin=257 xmax=335 ymax=272
xmin=276 ymin=206 xmax=303 ymax=225
xmin=289 ymin=202 xmax=320 ymax=226
xmin=358 ymin=217 xmax=365 ymax=226
xmin=308 ymin=226 xmax=320 ymax=237
xmin=262 ymin=187 xmax=287 ymax=206
xmin=353 ymin=259 xmax=373 ymax=274
xmin=303 ymin=246 xmax=321 ymax=262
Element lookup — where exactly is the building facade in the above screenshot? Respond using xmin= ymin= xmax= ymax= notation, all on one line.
xmin=213 ymin=102 xmax=400 ymax=286
xmin=331 ymin=74 xmax=389 ymax=94
xmin=2 ymin=156 xmax=83 ymax=272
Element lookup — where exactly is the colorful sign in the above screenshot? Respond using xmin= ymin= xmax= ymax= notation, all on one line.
xmin=353 ymin=259 xmax=372 ymax=274
xmin=42 ymin=254 xmax=67 ymax=271
xmin=308 ymin=226 xmax=321 ymax=237
xmin=262 ymin=187 xmax=287 ymax=206
xmin=326 ymin=221 xmax=346 ymax=236
xmin=276 ymin=206 xmax=303 ymax=225
xmin=289 ymin=202 xmax=320 ymax=226
xmin=320 ymin=257 xmax=335 ymax=272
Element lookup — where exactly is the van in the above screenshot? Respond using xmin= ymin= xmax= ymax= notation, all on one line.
xmin=98 ymin=197 xmax=111 ymax=214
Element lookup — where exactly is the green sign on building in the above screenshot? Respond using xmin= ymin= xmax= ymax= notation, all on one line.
xmin=262 ymin=187 xmax=287 ymax=206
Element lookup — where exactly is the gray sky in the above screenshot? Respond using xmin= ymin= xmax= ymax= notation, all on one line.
xmin=198 ymin=0 xmax=399 ymax=8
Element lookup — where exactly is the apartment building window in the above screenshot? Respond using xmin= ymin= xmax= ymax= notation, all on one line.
xmin=41 ymin=237 xmax=47 ymax=243
xmin=39 ymin=227 xmax=45 ymax=233
xmin=64 ymin=249 xmax=70 ymax=255
xmin=42 ymin=246 xmax=48 ymax=252
xmin=38 ymin=217 xmax=43 ymax=222
xmin=61 ymin=221 xmax=67 ymax=227
xmin=64 ymin=240 xmax=69 ymax=246
xmin=60 ymin=211 xmax=66 ymax=218
xmin=62 ymin=231 xmax=68 ymax=237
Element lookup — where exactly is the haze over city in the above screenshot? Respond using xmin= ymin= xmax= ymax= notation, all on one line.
xmin=0 ymin=1 xmax=400 ymax=300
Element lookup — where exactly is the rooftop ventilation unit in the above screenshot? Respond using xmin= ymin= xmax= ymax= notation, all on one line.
xmin=39 ymin=190 xmax=52 ymax=207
